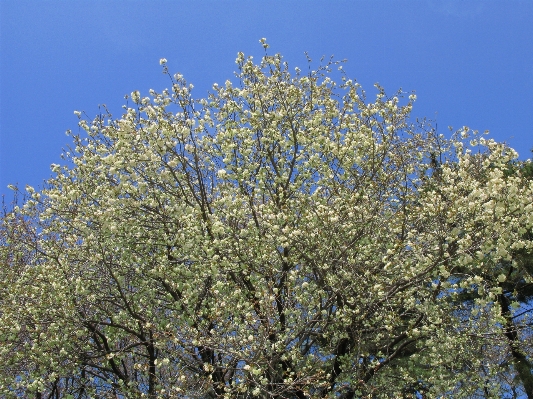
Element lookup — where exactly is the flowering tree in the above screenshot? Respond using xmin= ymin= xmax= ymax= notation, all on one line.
xmin=1 ymin=42 xmax=533 ymax=398
xmin=442 ymin=157 xmax=533 ymax=398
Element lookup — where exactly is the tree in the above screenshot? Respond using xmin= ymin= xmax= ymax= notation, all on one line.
xmin=1 ymin=42 xmax=533 ymax=398
xmin=440 ymin=153 xmax=533 ymax=398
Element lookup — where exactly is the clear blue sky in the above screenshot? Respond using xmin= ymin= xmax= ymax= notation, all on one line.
xmin=1 ymin=1 xmax=532 ymax=203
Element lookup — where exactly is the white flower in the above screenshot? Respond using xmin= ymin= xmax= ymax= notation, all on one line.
xmin=217 ymin=169 xmax=227 ymax=178
xmin=131 ymin=91 xmax=141 ymax=103
xmin=159 ymin=58 xmax=167 ymax=65
xmin=74 ymin=110 xmax=81 ymax=117
xmin=259 ymin=37 xmax=269 ymax=49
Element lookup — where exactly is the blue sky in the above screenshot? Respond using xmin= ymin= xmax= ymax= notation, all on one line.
xmin=1 ymin=1 xmax=532 ymax=203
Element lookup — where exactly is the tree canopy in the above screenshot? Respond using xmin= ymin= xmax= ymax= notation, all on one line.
xmin=1 ymin=43 xmax=533 ymax=398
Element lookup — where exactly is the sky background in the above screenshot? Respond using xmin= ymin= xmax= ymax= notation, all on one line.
xmin=1 ymin=1 xmax=532 ymax=204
